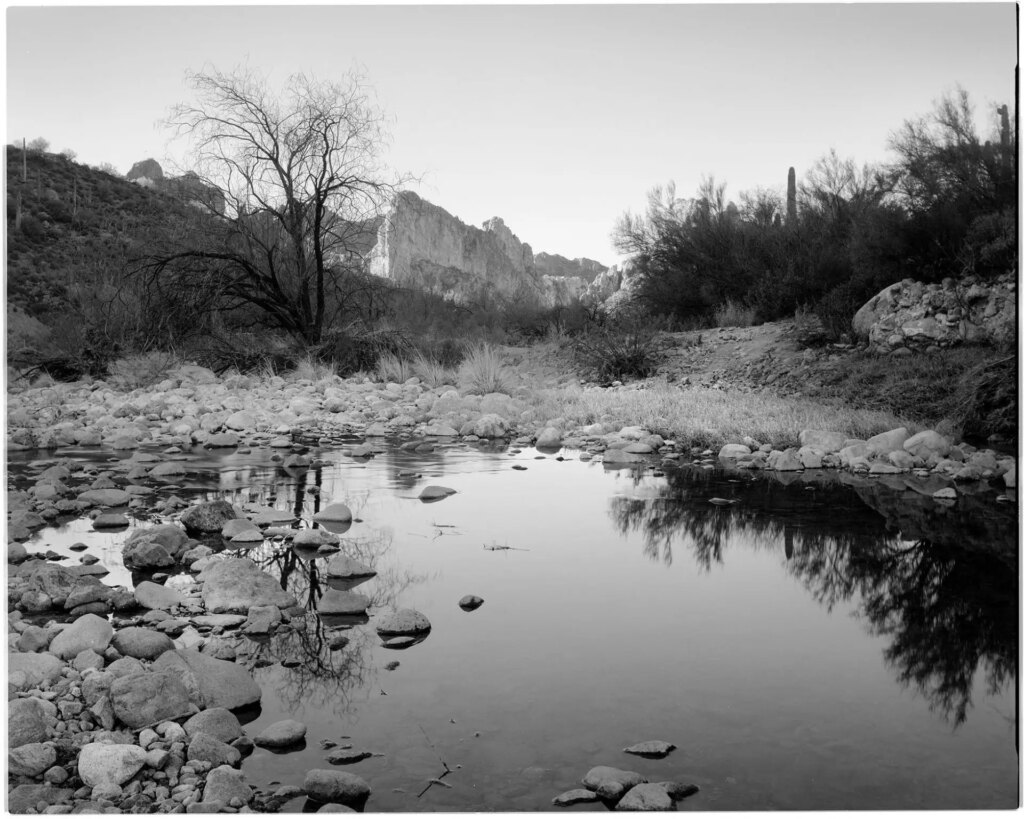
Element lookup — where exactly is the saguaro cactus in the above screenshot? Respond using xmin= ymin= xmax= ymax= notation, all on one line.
xmin=786 ymin=166 xmax=797 ymax=226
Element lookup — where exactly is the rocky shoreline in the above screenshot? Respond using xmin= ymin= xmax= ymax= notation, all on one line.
xmin=7 ymin=363 xmax=1016 ymax=813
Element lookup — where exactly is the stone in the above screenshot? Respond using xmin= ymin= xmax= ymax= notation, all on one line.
xmin=798 ymin=430 xmax=847 ymax=452
xmin=718 ymin=443 xmax=752 ymax=459
xmin=222 ymin=519 xmax=262 ymax=539
xmin=657 ymin=782 xmax=700 ymax=801
xmin=582 ymin=766 xmax=646 ymax=797
xmin=552 ymin=788 xmax=602 ymax=806
xmin=47 ymin=613 xmax=113 ymax=660
xmin=253 ymin=719 xmax=307 ymax=748
xmin=92 ymin=513 xmax=129 ymax=529
xmin=292 ymin=529 xmax=340 ymax=548
xmin=535 ymin=427 xmax=562 ymax=448
xmin=766 ymin=449 xmax=802 ymax=471
xmin=903 ymin=430 xmax=951 ymax=459
xmin=63 ymin=579 xmax=110 ymax=610
xmin=134 ymin=581 xmax=184 ymax=610
xmin=76 ymin=489 xmax=131 ymax=507
xmin=183 ymin=708 xmax=243 ymax=744
xmin=205 ymin=432 xmax=241 ymax=448
xmin=224 ymin=411 xmax=256 ymax=431
xmin=418 ymin=485 xmax=456 ymax=501
xmin=312 ymin=503 xmax=353 ymax=523
xmin=187 ymin=732 xmax=241 ymax=767
xmin=152 ymin=649 xmax=261 ymax=711
xmin=317 ymin=804 xmax=357 ymax=813
xmin=73 ymin=649 xmax=105 ymax=673
xmin=7 ymin=784 xmax=73 ymax=813
xmin=77 ymin=743 xmax=148 ymax=787
xmin=242 ymin=605 xmax=282 ymax=634
xmin=616 ymin=783 xmax=674 ymax=811
xmin=122 ymin=540 xmax=175 ymax=570
xmin=865 ymin=427 xmax=910 ymax=456
xmin=458 ymin=595 xmax=484 ymax=611
xmin=303 ymin=769 xmax=371 ymax=806
xmin=180 ymin=501 xmax=239 ymax=536
xmin=9 ymin=652 xmax=64 ymax=687
xmin=16 ymin=625 xmax=52 ymax=653
xmin=9 ymin=742 xmax=57 ymax=776
xmin=199 ymin=558 xmax=297 ymax=613
xmin=111 ymin=627 xmax=175 ymax=660
xmin=149 ymin=461 xmax=188 ymax=478
xmin=473 ymin=413 xmax=509 ymax=438
xmin=22 ymin=563 xmax=77 ymax=606
xmin=797 ymin=446 xmax=824 ymax=469
xmin=325 ymin=748 xmax=372 ymax=765
xmin=8 ymin=541 xmax=29 ymax=563
xmin=623 ymin=740 xmax=675 ymax=758
xmin=318 ymin=590 xmax=371 ymax=616
xmin=110 ymin=671 xmax=194 ymax=728
xmin=202 ymin=765 xmax=251 ymax=805
xmin=375 ymin=609 xmax=431 ymax=636
xmin=933 ymin=487 xmax=958 ymax=500
xmin=322 ymin=555 xmax=376 ymax=579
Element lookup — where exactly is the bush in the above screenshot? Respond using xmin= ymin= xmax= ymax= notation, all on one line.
xmin=106 ymin=351 xmax=179 ymax=389
xmin=571 ymin=315 xmax=666 ymax=383
xmin=375 ymin=352 xmax=413 ymax=384
xmin=411 ymin=351 xmax=457 ymax=388
xmin=714 ymin=299 xmax=758 ymax=327
xmin=458 ymin=343 xmax=512 ymax=394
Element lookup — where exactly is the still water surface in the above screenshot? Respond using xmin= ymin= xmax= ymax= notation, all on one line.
xmin=11 ymin=442 xmax=1019 ymax=810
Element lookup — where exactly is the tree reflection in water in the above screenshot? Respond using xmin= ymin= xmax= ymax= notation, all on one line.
xmin=610 ymin=463 xmax=1018 ymax=730
xmin=208 ymin=464 xmax=428 ymax=718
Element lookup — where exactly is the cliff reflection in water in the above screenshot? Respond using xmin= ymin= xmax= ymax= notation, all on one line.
xmin=610 ymin=464 xmax=1018 ymax=729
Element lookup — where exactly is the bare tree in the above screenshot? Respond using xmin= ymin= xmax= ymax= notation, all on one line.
xmin=143 ymin=66 xmax=407 ymax=347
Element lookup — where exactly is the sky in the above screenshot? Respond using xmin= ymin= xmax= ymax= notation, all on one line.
xmin=5 ymin=3 xmax=1018 ymax=265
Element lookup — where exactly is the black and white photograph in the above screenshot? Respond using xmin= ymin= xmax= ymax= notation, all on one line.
xmin=4 ymin=2 xmax=1019 ymax=813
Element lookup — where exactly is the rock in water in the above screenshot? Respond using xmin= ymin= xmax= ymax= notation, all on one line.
xmin=375 ymin=609 xmax=431 ymax=636
xmin=623 ymin=740 xmax=675 ymax=758
xmin=254 ymin=719 xmax=307 ymax=748
xmin=581 ymin=766 xmax=647 ymax=801
xmin=616 ymin=783 xmax=675 ymax=811
xmin=199 ymin=558 xmax=298 ymax=613
xmin=418 ymin=485 xmax=456 ymax=501
xmin=458 ymin=595 xmax=484 ymax=611
xmin=319 ymin=589 xmax=371 ymax=616
xmin=134 ymin=580 xmax=184 ymax=610
xmin=303 ymin=769 xmax=371 ymax=806
xmin=180 ymin=500 xmax=239 ymax=535
xmin=313 ymin=503 xmax=353 ymax=523
xmin=203 ymin=765 xmax=252 ymax=805
xmin=552 ymin=789 xmax=601 ymax=807
xmin=322 ymin=555 xmax=376 ymax=579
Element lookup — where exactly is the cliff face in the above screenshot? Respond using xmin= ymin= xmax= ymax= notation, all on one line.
xmin=367 ymin=192 xmax=618 ymax=308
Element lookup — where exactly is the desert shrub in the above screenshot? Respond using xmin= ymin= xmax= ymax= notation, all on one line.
xmin=458 ymin=343 xmax=512 ymax=394
xmin=714 ymin=299 xmax=757 ymax=327
xmin=955 ymin=354 xmax=1016 ymax=441
xmin=375 ymin=352 xmax=413 ymax=383
xmin=571 ymin=314 xmax=667 ymax=383
xmin=792 ymin=305 xmax=830 ymax=348
xmin=291 ymin=353 xmax=338 ymax=383
xmin=106 ymin=351 xmax=179 ymax=389
xmin=411 ymin=352 xmax=457 ymax=388
xmin=812 ymin=280 xmax=865 ymax=342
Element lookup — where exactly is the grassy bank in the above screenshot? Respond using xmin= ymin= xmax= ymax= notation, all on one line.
xmin=529 ymin=381 xmax=911 ymax=449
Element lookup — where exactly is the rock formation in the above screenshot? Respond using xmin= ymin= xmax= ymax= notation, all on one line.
xmin=126 ymin=159 xmax=225 ymax=215
xmin=853 ymin=274 xmax=1016 ymax=352
xmin=367 ymin=191 xmax=622 ymax=308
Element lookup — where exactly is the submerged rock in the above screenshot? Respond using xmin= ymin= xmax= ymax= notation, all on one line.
xmin=616 ymin=783 xmax=674 ymax=811
xmin=303 ymin=769 xmax=371 ymax=805
xmin=552 ymin=789 xmax=601 ymax=806
xmin=254 ymin=719 xmax=307 ymax=748
xmin=319 ymin=590 xmax=371 ymax=616
xmin=199 ymin=558 xmax=298 ymax=613
xmin=323 ymin=555 xmax=376 ymax=579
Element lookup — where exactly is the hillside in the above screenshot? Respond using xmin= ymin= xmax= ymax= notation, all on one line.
xmin=5 ymin=147 xmax=203 ymax=319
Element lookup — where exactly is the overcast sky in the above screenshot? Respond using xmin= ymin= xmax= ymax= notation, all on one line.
xmin=6 ymin=3 xmax=1017 ymax=265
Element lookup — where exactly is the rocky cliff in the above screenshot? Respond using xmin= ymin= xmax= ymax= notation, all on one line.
xmin=367 ymin=192 xmax=620 ymax=308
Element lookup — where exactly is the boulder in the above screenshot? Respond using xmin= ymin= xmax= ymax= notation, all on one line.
xmin=7 ymin=784 xmax=73 ymax=813
xmin=552 ymin=789 xmax=602 ymax=806
xmin=77 ymin=743 xmax=148 ymax=787
xmin=109 ymin=671 xmax=194 ymax=728
xmin=180 ymin=500 xmax=239 ymax=535
xmin=418 ymin=485 xmax=456 ymax=501
xmin=318 ymin=590 xmax=370 ymax=616
xmin=152 ymin=649 xmax=261 ymax=711
xmin=582 ymin=766 xmax=647 ymax=800
xmin=376 ymin=609 xmax=431 ymax=636
xmin=8 ymin=742 xmax=57 ymax=777
xmin=322 ymin=555 xmax=376 ymax=579
xmin=9 ymin=698 xmax=56 ymax=748
xmin=203 ymin=765 xmax=252 ymax=806
xmin=22 ymin=563 xmax=77 ymax=606
xmin=616 ymin=783 xmax=674 ymax=811
xmin=149 ymin=461 xmax=188 ymax=478
xmin=303 ymin=769 xmax=371 ymax=806
xmin=199 ymin=558 xmax=297 ymax=613
xmin=623 ymin=740 xmax=675 ymax=758
xmin=134 ymin=580 xmax=183 ymax=610
xmin=458 ymin=595 xmax=484 ymax=611
xmin=766 ymin=449 xmax=803 ymax=471
xmin=473 ymin=413 xmax=509 ymax=438
xmin=47 ymin=613 xmax=113 ymax=660
xmin=903 ymin=430 xmax=951 ymax=459
xmin=312 ymin=503 xmax=353 ymax=523
xmin=718 ymin=443 xmax=752 ymax=459
xmin=76 ymin=489 xmax=131 ymax=507
xmin=187 ymin=731 xmax=241 ymax=767
xmin=93 ymin=512 xmax=129 ymax=529
xmin=253 ymin=719 xmax=307 ymax=748
xmin=535 ymin=427 xmax=562 ymax=448
xmin=111 ymin=627 xmax=175 ymax=660
xmin=122 ymin=540 xmax=174 ymax=570
xmin=242 ymin=605 xmax=282 ymax=635
xmin=797 ymin=430 xmax=847 ymax=452
xmin=183 ymin=708 xmax=243 ymax=744
xmin=9 ymin=652 xmax=64 ymax=688
xmin=205 ymin=432 xmax=241 ymax=448
xmin=865 ymin=427 xmax=910 ymax=456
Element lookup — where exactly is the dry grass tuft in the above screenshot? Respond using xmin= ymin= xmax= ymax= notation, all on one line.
xmin=459 ymin=343 xmax=513 ymax=395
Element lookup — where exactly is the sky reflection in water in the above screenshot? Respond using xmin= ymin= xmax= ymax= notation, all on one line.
xmin=11 ymin=443 xmax=1018 ymax=810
